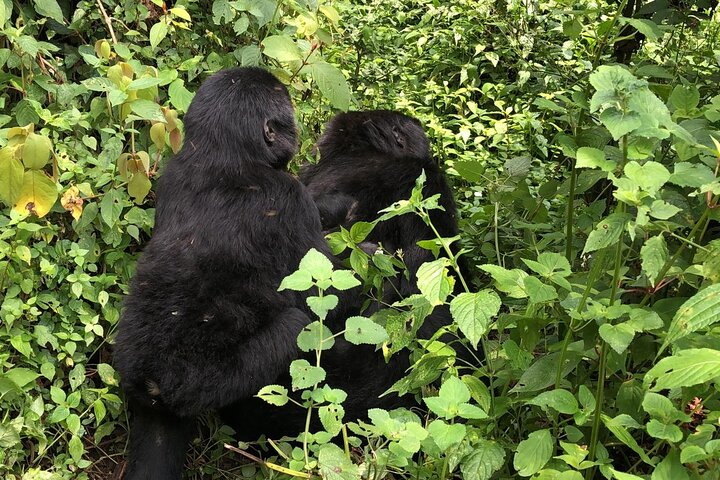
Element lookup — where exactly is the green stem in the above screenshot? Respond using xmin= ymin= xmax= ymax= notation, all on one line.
xmin=564 ymin=158 xmax=577 ymax=263
xmin=494 ymin=201 xmax=502 ymax=267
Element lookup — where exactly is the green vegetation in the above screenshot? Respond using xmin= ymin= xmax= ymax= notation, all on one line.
xmin=0 ymin=0 xmax=719 ymax=478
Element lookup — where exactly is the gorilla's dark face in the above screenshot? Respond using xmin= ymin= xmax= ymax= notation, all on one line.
xmin=183 ymin=67 xmax=298 ymax=169
xmin=317 ymin=110 xmax=431 ymax=162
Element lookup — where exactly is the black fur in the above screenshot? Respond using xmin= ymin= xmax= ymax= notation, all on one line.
xmin=113 ymin=67 xmax=353 ymax=479
xmin=299 ymin=110 xmax=465 ymax=298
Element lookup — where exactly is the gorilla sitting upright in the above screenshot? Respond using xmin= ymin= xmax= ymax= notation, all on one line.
xmin=113 ymin=67 xmax=356 ymax=480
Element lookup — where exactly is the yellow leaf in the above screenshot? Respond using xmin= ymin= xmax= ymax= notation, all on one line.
xmin=128 ymin=173 xmax=152 ymax=203
xmin=12 ymin=170 xmax=58 ymax=218
xmin=0 ymin=147 xmax=25 ymax=205
xmin=60 ymin=186 xmax=84 ymax=220
xmin=150 ymin=123 xmax=166 ymax=150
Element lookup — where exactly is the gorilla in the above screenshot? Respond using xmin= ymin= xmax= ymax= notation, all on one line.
xmin=113 ymin=67 xmax=356 ymax=480
xmin=299 ymin=110 xmax=467 ymax=300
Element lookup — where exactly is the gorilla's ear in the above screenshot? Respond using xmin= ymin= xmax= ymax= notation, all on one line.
xmin=264 ymin=119 xmax=276 ymax=145
xmin=392 ymin=126 xmax=405 ymax=149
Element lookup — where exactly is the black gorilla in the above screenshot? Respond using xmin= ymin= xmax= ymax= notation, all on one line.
xmin=113 ymin=67 xmax=355 ymax=479
xmin=299 ymin=110 xmax=466 ymax=299
xmin=223 ymin=111 xmax=471 ymax=441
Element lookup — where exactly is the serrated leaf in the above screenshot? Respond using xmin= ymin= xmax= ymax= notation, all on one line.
xmin=299 ymin=248 xmax=334 ymax=281
xmin=310 ymin=62 xmax=352 ymax=111
xmin=318 ymin=443 xmax=359 ymax=480
xmin=306 ymin=294 xmax=338 ymax=320
xmin=600 ymin=323 xmax=636 ymax=354
xmin=582 ymin=212 xmax=630 ymax=255
xmin=624 ymin=161 xmax=670 ymax=194
xmin=261 ymin=35 xmax=303 ymax=62
xmin=289 ymin=359 xmax=326 ymax=390
xmin=344 ymin=316 xmax=388 ymax=345
xmin=523 ymin=276 xmax=558 ymax=304
xmin=460 ymin=439 xmax=506 ymax=480
xmin=513 ymin=429 xmax=553 ymax=477
xmin=427 ymin=419 xmax=466 ymax=450
xmin=641 ymin=235 xmax=668 ymax=287
xmin=256 ymin=384 xmax=289 ymax=406
xmin=330 ymin=270 xmax=360 ymax=290
xmin=668 ymin=163 xmax=715 ymax=188
xmin=645 ymin=348 xmax=720 ymax=391
xmin=318 ymin=404 xmax=344 ymax=436
xmin=417 ymin=258 xmax=453 ymax=306
xmin=479 ymin=264 xmax=528 ymax=298
xmin=450 ymin=290 xmax=501 ymax=348
xmin=12 ymin=170 xmax=58 ymax=218
xmin=297 ymin=321 xmax=335 ymax=352
xmin=663 ymin=284 xmax=720 ymax=349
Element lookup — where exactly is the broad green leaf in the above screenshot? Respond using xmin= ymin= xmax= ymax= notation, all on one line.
xmin=646 ymin=419 xmax=683 ymax=442
xmin=669 ymin=85 xmax=700 ymax=112
xmin=651 ymin=450 xmax=689 ymax=480
xmin=4 ymin=368 xmax=40 ymax=388
xmin=149 ymin=21 xmax=169 ymax=49
xmin=523 ymin=276 xmax=558 ymax=304
xmin=168 ymin=79 xmax=195 ymax=112
xmin=297 ymin=321 xmax=334 ymax=352
xmin=427 ymin=419 xmax=466 ymax=450
xmin=576 ymin=147 xmax=616 ymax=172
xmin=648 ymin=200 xmax=681 ymax=220
xmin=306 ymin=294 xmax=338 ymax=320
xmin=680 ymin=445 xmax=707 ymax=464
xmin=449 ymin=290 xmax=501 ymax=348
xmin=0 ymin=0 xmax=12 ymax=26
xmin=611 ymin=468 xmax=646 ymax=480
xmin=645 ymin=348 xmax=720 ymax=391
xmin=318 ymin=443 xmax=359 ymax=480
xmin=344 ymin=316 xmax=388 ymax=345
xmin=12 ymin=170 xmax=58 ymax=218
xmin=310 ymin=62 xmax=352 ymax=111
xmin=513 ymin=429 xmax=553 ymax=477
xmin=99 ymin=189 xmax=122 ymax=227
xmin=528 ymin=389 xmax=579 ymax=415
xmin=668 ymin=163 xmax=715 ymax=188
xmin=626 ymin=308 xmax=663 ymax=332
xmin=279 ymin=269 xmax=313 ymax=291
xmin=511 ymin=352 xmax=575 ymax=393
xmin=624 ymin=18 xmax=662 ymax=41
xmin=663 ymin=284 xmax=720 ymax=349
xmin=479 ymin=264 xmax=528 ymax=298
xmin=0 ymin=424 xmax=20 ymax=449
xmin=460 ymin=439 xmax=506 ymax=480
xmin=599 ymin=108 xmax=642 ymax=140
xmin=330 ymin=270 xmax=360 ymax=290
xmin=21 ymin=133 xmax=52 ymax=169
xmin=641 ymin=235 xmax=668 ymax=287
xmin=299 ymin=248 xmax=334 ymax=281
xmin=261 ymin=35 xmax=303 ymax=62
xmin=97 ymin=363 xmax=118 ymax=386
xmin=289 ymin=359 xmax=325 ymax=390
xmin=563 ymin=18 xmax=582 ymax=38
xmin=319 ymin=5 xmax=340 ymax=24
xmin=582 ymin=212 xmax=630 ymax=255
xmin=68 ymin=434 xmax=84 ymax=462
xmin=417 ymin=258 xmax=453 ymax=306
xmin=33 ymin=0 xmax=64 ymax=23
xmin=0 ymin=148 xmax=24 ymax=204
xmin=624 ymin=161 xmax=670 ymax=194
xmin=129 ymin=99 xmax=166 ymax=123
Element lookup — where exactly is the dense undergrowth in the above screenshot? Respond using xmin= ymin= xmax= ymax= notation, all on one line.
xmin=0 ymin=0 xmax=719 ymax=479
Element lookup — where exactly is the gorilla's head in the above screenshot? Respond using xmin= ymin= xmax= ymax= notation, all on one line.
xmin=183 ymin=67 xmax=298 ymax=169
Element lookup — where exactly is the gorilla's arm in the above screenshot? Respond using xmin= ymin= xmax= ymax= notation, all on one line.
xmin=313 ymin=191 xmax=357 ymax=231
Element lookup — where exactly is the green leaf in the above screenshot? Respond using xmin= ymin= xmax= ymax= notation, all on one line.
xmin=599 ymin=108 xmax=642 ymax=140
xmin=317 ymin=443 xmax=359 ymax=480
xmin=68 ymin=434 xmax=83 ymax=462
xmin=261 ymin=35 xmax=303 ymax=62
xmin=599 ymin=323 xmax=637 ymax=354
xmin=299 ymin=248 xmax=334 ymax=281
xmin=668 ymin=163 xmax=715 ymax=188
xmin=651 ymin=450 xmax=689 ymax=480
xmin=344 ymin=316 xmax=388 ymax=345
xmin=306 ymin=294 xmax=338 ymax=320
xmin=289 ymin=359 xmax=325 ymax=390
xmin=330 ymin=270 xmax=360 ymax=290
xmin=0 ymin=424 xmax=20 ymax=449
xmin=450 ymin=290 xmax=501 ymax=348
xmin=624 ymin=161 xmax=670 ymax=194
xmin=318 ymin=404 xmax=344 ymax=436
xmin=21 ymin=133 xmax=52 ymax=169
xmin=648 ymin=199 xmax=681 ymax=220
xmin=4 ymin=368 xmax=40 ymax=389
xmin=0 ymin=0 xmax=12 ymax=26
xmin=646 ymin=419 xmax=683 ymax=442
xmin=417 ymin=258 xmax=453 ymax=306
xmin=256 ymin=384 xmax=289 ymax=406
xmin=460 ymin=439 xmax=506 ymax=480
xmin=523 ymin=276 xmax=558 ymax=304
xmin=149 ymin=21 xmax=169 ymax=49
xmin=310 ymin=62 xmax=352 ymax=111
xmin=563 ymin=18 xmax=582 ymax=38
xmin=602 ymin=414 xmax=653 ymax=465
xmin=427 ymin=419 xmax=466 ymax=450
xmin=624 ymin=18 xmax=662 ymax=41
xmin=645 ymin=348 xmax=720 ymax=391
xmin=669 ymin=85 xmax=700 ymax=112
xmin=33 ymin=0 xmax=64 ymax=23
xmin=278 ymin=269 xmax=313 ymax=291
xmin=582 ymin=212 xmax=630 ymax=255
xmin=99 ymin=189 xmax=123 ymax=227
xmin=528 ymin=389 xmax=579 ymax=415
xmin=12 ymin=170 xmax=58 ymax=218
xmin=128 ymin=173 xmax=151 ymax=203
xmin=297 ymin=321 xmax=334 ymax=352
xmin=97 ymin=363 xmax=119 ymax=387
xmin=641 ymin=235 xmax=668 ymax=287
xmin=168 ymin=79 xmax=195 ymax=113
xmin=576 ymin=147 xmax=616 ymax=172
xmin=0 ymin=148 xmax=24 ymax=205
xmin=513 ymin=429 xmax=553 ymax=477
xmin=128 ymin=99 xmax=165 ymax=123
xmin=479 ymin=264 xmax=528 ymax=298
xmin=663 ymin=284 xmax=720 ymax=349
